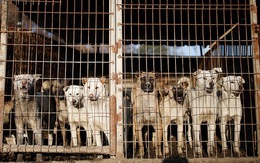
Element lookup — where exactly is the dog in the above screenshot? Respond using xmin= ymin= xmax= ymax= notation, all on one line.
xmin=187 ymin=68 xmax=222 ymax=157
xmin=4 ymin=97 xmax=14 ymax=124
xmin=177 ymin=76 xmax=193 ymax=147
xmin=217 ymin=75 xmax=245 ymax=155
xmin=13 ymin=74 xmax=43 ymax=162
xmin=82 ymin=77 xmax=110 ymax=147
xmin=131 ymin=72 xmax=162 ymax=158
xmin=38 ymin=80 xmax=57 ymax=146
xmin=51 ymin=79 xmax=72 ymax=146
xmin=64 ymin=85 xmax=92 ymax=147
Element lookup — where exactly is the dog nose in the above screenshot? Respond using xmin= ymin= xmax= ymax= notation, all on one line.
xmin=22 ymin=80 xmax=27 ymax=86
xmin=209 ymin=81 xmax=214 ymax=88
xmin=72 ymin=99 xmax=76 ymax=104
xmin=88 ymin=93 xmax=94 ymax=99
xmin=145 ymin=82 xmax=151 ymax=88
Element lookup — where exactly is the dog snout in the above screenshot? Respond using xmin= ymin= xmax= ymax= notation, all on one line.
xmin=72 ymin=99 xmax=77 ymax=104
xmin=209 ymin=81 xmax=214 ymax=88
xmin=145 ymin=82 xmax=151 ymax=89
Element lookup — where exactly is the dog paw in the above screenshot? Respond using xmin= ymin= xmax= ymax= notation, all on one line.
xmin=16 ymin=153 xmax=24 ymax=162
xmin=234 ymin=150 xmax=241 ymax=157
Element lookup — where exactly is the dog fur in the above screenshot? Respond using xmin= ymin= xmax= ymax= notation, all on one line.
xmin=187 ymin=68 xmax=222 ymax=157
xmin=82 ymin=77 xmax=110 ymax=147
xmin=13 ymin=74 xmax=42 ymax=162
xmin=131 ymin=72 xmax=162 ymax=157
xmin=51 ymin=79 xmax=71 ymax=146
xmin=38 ymin=80 xmax=57 ymax=146
xmin=217 ymin=75 xmax=245 ymax=155
xmin=64 ymin=85 xmax=92 ymax=147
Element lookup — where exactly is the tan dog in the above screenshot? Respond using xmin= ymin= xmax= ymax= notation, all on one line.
xmin=51 ymin=79 xmax=72 ymax=146
xmin=4 ymin=97 xmax=14 ymax=124
xmin=217 ymin=75 xmax=245 ymax=155
xmin=187 ymin=68 xmax=222 ymax=157
xmin=131 ymin=72 xmax=162 ymax=158
xmin=159 ymin=83 xmax=186 ymax=156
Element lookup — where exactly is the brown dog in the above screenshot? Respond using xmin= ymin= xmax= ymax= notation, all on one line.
xmin=131 ymin=72 xmax=162 ymax=158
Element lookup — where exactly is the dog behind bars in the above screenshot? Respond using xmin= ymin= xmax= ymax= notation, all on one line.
xmin=217 ymin=75 xmax=245 ymax=155
xmin=82 ymin=77 xmax=110 ymax=147
xmin=188 ymin=68 xmax=222 ymax=157
xmin=159 ymin=76 xmax=192 ymax=157
xmin=13 ymin=74 xmax=42 ymax=162
xmin=131 ymin=72 xmax=162 ymax=158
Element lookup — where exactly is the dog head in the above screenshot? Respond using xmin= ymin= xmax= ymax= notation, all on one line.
xmin=171 ymin=85 xmax=186 ymax=104
xmin=82 ymin=77 xmax=107 ymax=101
xmin=13 ymin=74 xmax=41 ymax=97
xmin=136 ymin=72 xmax=159 ymax=93
xmin=63 ymin=85 xmax=84 ymax=108
xmin=193 ymin=67 xmax=222 ymax=93
xmin=52 ymin=79 xmax=70 ymax=98
xmin=218 ymin=75 xmax=245 ymax=97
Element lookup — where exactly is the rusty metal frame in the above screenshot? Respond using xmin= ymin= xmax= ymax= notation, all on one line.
xmin=251 ymin=0 xmax=260 ymax=157
xmin=0 ymin=0 xmax=8 ymax=153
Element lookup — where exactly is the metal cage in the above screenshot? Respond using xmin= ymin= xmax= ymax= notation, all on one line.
xmin=0 ymin=0 xmax=259 ymax=162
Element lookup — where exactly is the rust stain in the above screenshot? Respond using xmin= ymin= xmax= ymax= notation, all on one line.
xmin=109 ymin=95 xmax=116 ymax=155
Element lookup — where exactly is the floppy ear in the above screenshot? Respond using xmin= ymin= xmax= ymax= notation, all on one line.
xmin=155 ymin=73 xmax=159 ymax=79
xmin=100 ymin=77 xmax=106 ymax=84
xmin=193 ymin=69 xmax=202 ymax=77
xmin=212 ymin=67 xmax=222 ymax=73
xmin=81 ymin=77 xmax=88 ymax=85
xmin=238 ymin=76 xmax=245 ymax=84
xmin=63 ymin=86 xmax=69 ymax=93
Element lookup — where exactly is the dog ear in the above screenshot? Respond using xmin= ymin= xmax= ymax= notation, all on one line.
xmin=212 ymin=67 xmax=222 ymax=73
xmin=100 ymin=77 xmax=106 ymax=84
xmin=33 ymin=74 xmax=41 ymax=81
xmin=81 ymin=77 xmax=88 ymax=85
xmin=193 ymin=69 xmax=202 ymax=76
xmin=63 ymin=86 xmax=69 ymax=93
xmin=238 ymin=76 xmax=245 ymax=84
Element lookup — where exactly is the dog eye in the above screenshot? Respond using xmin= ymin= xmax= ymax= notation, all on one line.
xmin=95 ymin=86 xmax=99 ymax=89
xmin=88 ymin=86 xmax=90 ymax=89
xmin=203 ymin=77 xmax=207 ymax=80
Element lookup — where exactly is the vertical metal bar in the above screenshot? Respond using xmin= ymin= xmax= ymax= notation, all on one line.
xmin=0 ymin=0 xmax=8 ymax=153
xmin=250 ymin=0 xmax=260 ymax=157
xmin=109 ymin=0 xmax=123 ymax=158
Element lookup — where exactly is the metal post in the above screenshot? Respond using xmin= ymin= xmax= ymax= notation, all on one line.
xmin=250 ymin=0 xmax=260 ymax=157
xmin=0 ymin=0 xmax=8 ymax=153
xmin=109 ymin=0 xmax=123 ymax=158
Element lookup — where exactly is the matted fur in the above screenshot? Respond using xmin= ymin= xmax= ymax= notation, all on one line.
xmin=13 ymin=74 xmax=42 ymax=162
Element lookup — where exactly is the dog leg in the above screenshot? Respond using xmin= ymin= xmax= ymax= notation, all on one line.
xmin=94 ymin=129 xmax=102 ymax=146
xmin=176 ymin=118 xmax=184 ymax=157
xmin=192 ymin=118 xmax=202 ymax=157
xmin=48 ymin=133 xmax=53 ymax=146
xmin=208 ymin=119 xmax=216 ymax=157
xmin=163 ymin=123 xmax=169 ymax=156
xmin=16 ymin=153 xmax=24 ymax=162
xmin=154 ymin=124 xmax=163 ymax=158
xmin=137 ymin=124 xmax=145 ymax=158
xmin=15 ymin=121 xmax=24 ymax=145
xmin=70 ymin=123 xmax=78 ymax=146
xmin=233 ymin=115 xmax=242 ymax=155
xmin=60 ymin=121 xmax=67 ymax=146
xmin=186 ymin=116 xmax=193 ymax=149
xmin=220 ymin=116 xmax=228 ymax=153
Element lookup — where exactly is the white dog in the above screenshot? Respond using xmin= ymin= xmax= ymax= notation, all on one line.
xmin=217 ymin=75 xmax=245 ymax=155
xmin=131 ymin=72 xmax=162 ymax=158
xmin=188 ymin=68 xmax=222 ymax=157
xmin=13 ymin=74 xmax=42 ymax=162
xmin=82 ymin=77 xmax=110 ymax=147
xmin=64 ymin=85 xmax=92 ymax=147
